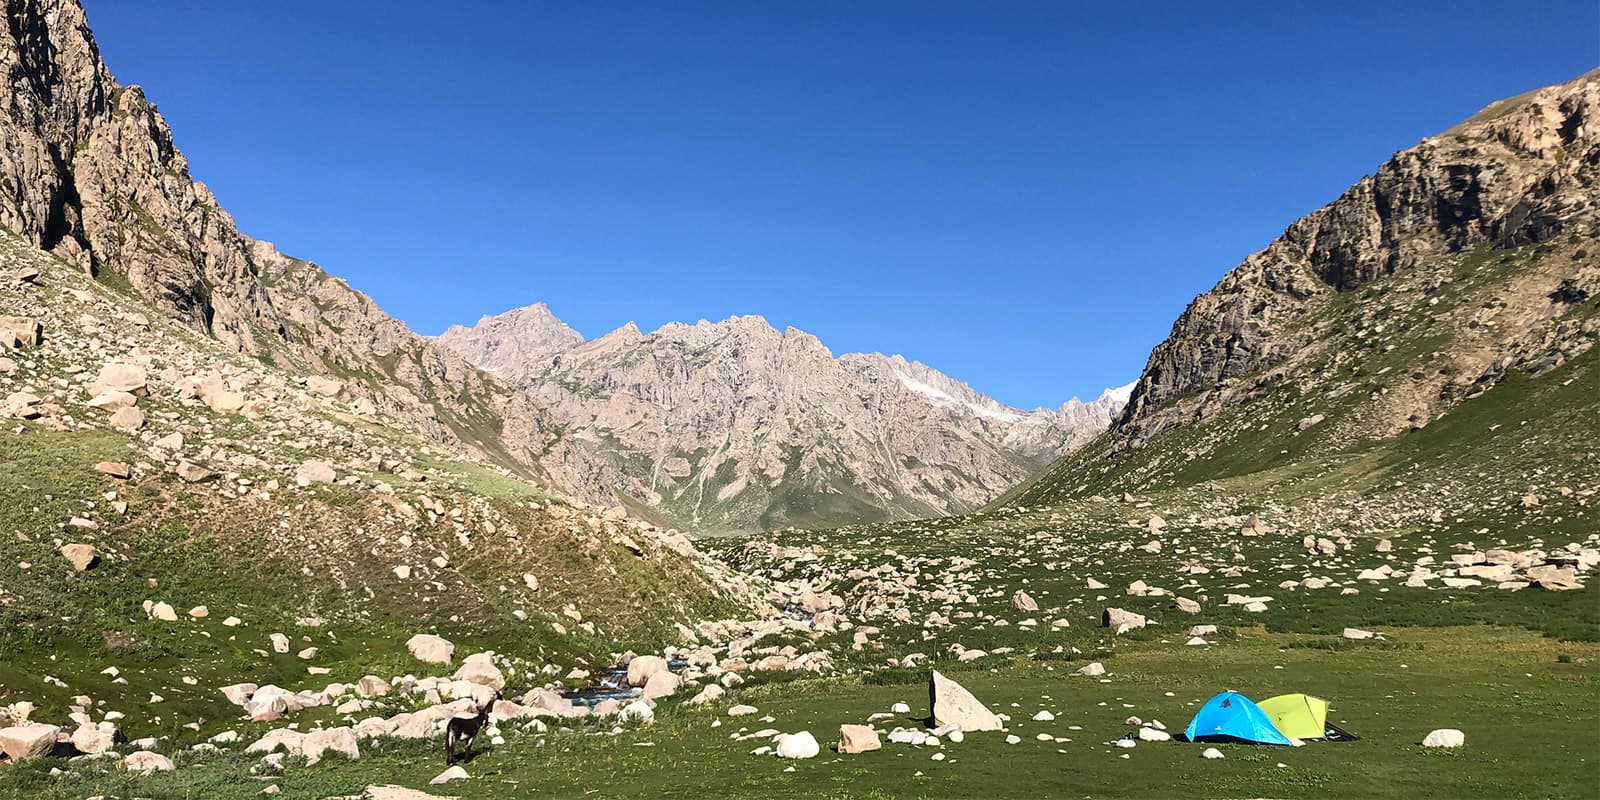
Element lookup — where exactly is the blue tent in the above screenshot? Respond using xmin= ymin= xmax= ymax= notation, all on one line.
xmin=1181 ymin=691 xmax=1294 ymax=745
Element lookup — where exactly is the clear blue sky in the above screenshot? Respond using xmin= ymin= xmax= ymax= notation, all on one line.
xmin=81 ymin=1 xmax=1597 ymax=408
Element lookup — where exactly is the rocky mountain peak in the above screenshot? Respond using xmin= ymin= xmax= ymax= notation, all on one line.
xmin=436 ymin=302 xmax=584 ymax=375
xmin=1115 ymin=69 xmax=1599 ymax=441
xmin=438 ymin=301 xmax=1126 ymax=529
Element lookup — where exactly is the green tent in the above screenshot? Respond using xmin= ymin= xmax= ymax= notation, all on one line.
xmin=1257 ymin=693 xmax=1328 ymax=739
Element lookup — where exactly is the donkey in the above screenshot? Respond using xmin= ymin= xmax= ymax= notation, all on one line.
xmin=444 ymin=690 xmax=501 ymax=765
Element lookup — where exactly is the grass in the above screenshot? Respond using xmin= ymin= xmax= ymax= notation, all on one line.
xmin=7 ymin=626 xmax=1592 ymax=799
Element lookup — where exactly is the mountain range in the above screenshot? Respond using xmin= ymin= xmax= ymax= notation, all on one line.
xmin=437 ymin=304 xmax=1127 ymax=530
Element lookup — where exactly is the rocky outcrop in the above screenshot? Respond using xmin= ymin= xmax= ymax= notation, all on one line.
xmin=0 ymin=0 xmax=582 ymax=492
xmin=1117 ymin=70 xmax=1599 ymax=442
xmin=439 ymin=308 xmax=1128 ymax=530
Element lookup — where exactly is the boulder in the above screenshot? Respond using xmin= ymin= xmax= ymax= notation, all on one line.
xmin=0 ymin=316 xmax=43 ymax=348
xmin=71 ymin=722 xmax=118 ymax=755
xmin=452 ymin=653 xmax=505 ymax=690
xmin=306 ymin=376 xmax=343 ymax=397
xmin=148 ymin=601 xmax=178 ymax=622
xmin=220 ymin=683 xmax=258 ymax=707
xmin=174 ymin=460 xmax=215 ymax=482
xmin=1011 ymin=590 xmax=1038 ymax=612
xmin=407 ymin=634 xmax=455 ymax=664
xmin=60 ymin=543 xmax=99 ymax=571
xmin=296 ymin=460 xmax=336 ymax=485
xmin=108 ymin=406 xmax=145 ymax=431
xmin=91 ymin=363 xmax=148 ymax=396
xmin=356 ymin=675 xmax=392 ymax=698
xmin=642 ymin=669 xmax=681 ymax=700
xmin=94 ymin=461 xmax=132 ymax=479
xmin=929 ymin=670 xmax=1002 ymax=732
xmin=0 ymin=723 xmax=61 ymax=760
xmin=1422 ymin=729 xmax=1465 ymax=748
xmin=686 ymin=683 xmax=724 ymax=706
xmin=626 ymin=655 xmax=669 ymax=687
xmin=1342 ymin=628 xmax=1376 ymax=640
xmin=728 ymin=704 xmax=759 ymax=717
xmin=208 ymin=390 xmax=247 ymax=414
xmin=247 ymin=729 xmax=307 ymax=755
xmin=838 ymin=724 xmax=881 ymax=754
xmin=430 ymin=765 xmax=470 ymax=785
xmin=1202 ymin=747 xmax=1225 ymax=759
xmin=775 ymin=730 xmax=820 ymax=759
xmin=1074 ymin=662 xmax=1106 ymax=677
xmin=619 ymin=700 xmax=654 ymax=724
xmin=367 ymin=787 xmax=457 ymax=800
xmin=1173 ymin=597 xmax=1201 ymax=614
xmin=120 ymin=751 xmax=175 ymax=773
xmin=1101 ymin=607 xmax=1147 ymax=632
xmin=302 ymin=726 xmax=360 ymax=764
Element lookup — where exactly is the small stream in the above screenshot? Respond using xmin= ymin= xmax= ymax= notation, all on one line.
xmin=561 ymin=657 xmax=688 ymax=707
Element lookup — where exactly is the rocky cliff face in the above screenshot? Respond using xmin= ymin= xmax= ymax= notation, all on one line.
xmin=439 ymin=308 xmax=1126 ymax=530
xmin=999 ymin=70 xmax=1598 ymax=508
xmin=0 ymin=0 xmax=584 ymax=487
xmin=1115 ymin=69 xmax=1599 ymax=444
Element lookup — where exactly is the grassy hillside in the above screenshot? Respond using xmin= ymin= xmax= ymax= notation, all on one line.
xmin=0 ymin=226 xmax=750 ymax=769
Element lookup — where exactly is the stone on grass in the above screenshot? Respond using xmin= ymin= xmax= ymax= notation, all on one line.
xmin=1342 ymin=627 xmax=1375 ymax=640
xmin=686 ymin=684 xmax=724 ymax=706
xmin=356 ymin=676 xmax=392 ymax=698
xmin=407 ymin=634 xmax=455 ymax=664
xmin=1422 ymin=729 xmax=1465 ymax=748
xmin=838 ymin=724 xmax=880 ymax=754
xmin=1074 ymin=662 xmax=1106 ymax=677
xmin=1011 ymin=590 xmax=1038 ymax=612
xmin=1101 ymin=607 xmax=1147 ymax=632
xmin=430 ymin=765 xmax=469 ymax=785
xmin=929 ymin=670 xmax=1002 ymax=732
xmin=1202 ymin=747 xmax=1224 ymax=759
xmin=619 ymin=700 xmax=654 ymax=724
xmin=60 ymin=543 xmax=99 ymax=571
xmin=366 ymin=786 xmax=457 ymax=800
xmin=728 ymin=704 xmax=758 ymax=717
xmin=121 ymin=751 xmax=175 ymax=773
xmin=221 ymin=683 xmax=258 ymax=706
xmin=302 ymin=726 xmax=360 ymax=764
xmin=0 ymin=723 xmax=60 ymax=760
xmin=775 ymin=730 xmax=820 ymax=759
xmin=72 ymin=722 xmax=118 ymax=754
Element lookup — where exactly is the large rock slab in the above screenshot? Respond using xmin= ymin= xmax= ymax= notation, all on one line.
xmin=838 ymin=724 xmax=881 ymax=754
xmin=1101 ymin=607 xmax=1147 ymax=632
xmin=0 ymin=723 xmax=60 ymax=760
xmin=928 ymin=670 xmax=1002 ymax=732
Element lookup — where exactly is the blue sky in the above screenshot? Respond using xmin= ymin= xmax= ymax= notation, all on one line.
xmin=82 ymin=1 xmax=1597 ymax=408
